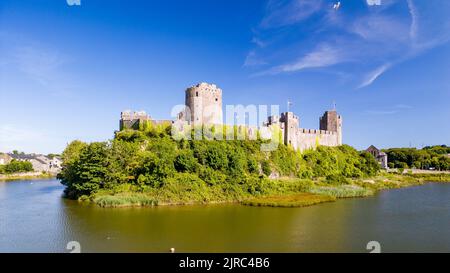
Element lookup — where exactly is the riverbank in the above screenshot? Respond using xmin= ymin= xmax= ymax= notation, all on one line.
xmin=0 ymin=171 xmax=55 ymax=182
xmin=80 ymin=172 xmax=450 ymax=208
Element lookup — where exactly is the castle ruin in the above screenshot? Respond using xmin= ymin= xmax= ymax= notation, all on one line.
xmin=120 ymin=111 xmax=150 ymax=130
xmin=120 ymin=82 xmax=342 ymax=152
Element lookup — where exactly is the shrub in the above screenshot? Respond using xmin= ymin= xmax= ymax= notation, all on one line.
xmin=174 ymin=150 xmax=198 ymax=173
xmin=261 ymin=160 xmax=271 ymax=176
xmin=325 ymin=174 xmax=350 ymax=185
xmin=2 ymin=160 xmax=33 ymax=174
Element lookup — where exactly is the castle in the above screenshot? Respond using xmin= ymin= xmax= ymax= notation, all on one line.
xmin=120 ymin=82 xmax=342 ymax=151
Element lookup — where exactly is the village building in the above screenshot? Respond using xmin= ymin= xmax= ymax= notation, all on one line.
xmin=0 ymin=153 xmax=12 ymax=165
xmin=365 ymin=145 xmax=388 ymax=169
xmin=7 ymin=153 xmax=62 ymax=174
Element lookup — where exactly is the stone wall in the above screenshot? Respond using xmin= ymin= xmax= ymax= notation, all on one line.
xmin=266 ymin=111 xmax=342 ymax=152
xmin=120 ymin=111 xmax=151 ymax=130
xmin=296 ymin=129 xmax=340 ymax=152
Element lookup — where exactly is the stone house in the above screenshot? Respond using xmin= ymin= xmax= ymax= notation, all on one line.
xmin=0 ymin=153 xmax=12 ymax=165
xmin=8 ymin=153 xmax=62 ymax=174
xmin=365 ymin=145 xmax=388 ymax=169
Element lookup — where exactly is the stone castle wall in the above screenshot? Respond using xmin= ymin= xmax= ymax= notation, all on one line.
xmin=121 ymin=82 xmax=343 ymax=152
xmin=296 ymin=129 xmax=340 ymax=151
xmin=267 ymin=110 xmax=342 ymax=152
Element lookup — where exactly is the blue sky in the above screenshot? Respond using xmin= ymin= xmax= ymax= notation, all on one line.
xmin=0 ymin=0 xmax=449 ymax=154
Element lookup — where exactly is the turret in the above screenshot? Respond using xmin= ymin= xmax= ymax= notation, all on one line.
xmin=319 ymin=110 xmax=342 ymax=145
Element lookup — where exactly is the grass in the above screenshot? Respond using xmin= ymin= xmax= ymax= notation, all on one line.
xmin=405 ymin=173 xmax=450 ymax=182
xmin=93 ymin=193 xmax=158 ymax=208
xmin=0 ymin=172 xmax=55 ymax=182
xmin=242 ymin=193 xmax=336 ymax=207
xmin=309 ymin=185 xmax=374 ymax=198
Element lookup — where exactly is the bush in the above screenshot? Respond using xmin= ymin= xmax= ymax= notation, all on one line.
xmin=0 ymin=160 xmax=33 ymax=174
xmin=261 ymin=160 xmax=271 ymax=176
xmin=175 ymin=150 xmax=198 ymax=173
xmin=326 ymin=174 xmax=350 ymax=185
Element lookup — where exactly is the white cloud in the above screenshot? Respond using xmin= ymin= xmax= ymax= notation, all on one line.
xmin=365 ymin=104 xmax=413 ymax=115
xmin=251 ymin=37 xmax=267 ymax=48
xmin=261 ymin=0 xmax=323 ymax=28
xmin=407 ymin=0 xmax=418 ymax=41
xmin=279 ymin=45 xmax=343 ymax=72
xmin=252 ymin=44 xmax=347 ymax=76
xmin=351 ymin=14 xmax=410 ymax=43
xmin=14 ymin=46 xmax=66 ymax=86
xmin=365 ymin=110 xmax=398 ymax=115
xmin=358 ymin=63 xmax=391 ymax=88
xmin=3 ymin=42 xmax=77 ymax=98
xmin=244 ymin=51 xmax=267 ymax=67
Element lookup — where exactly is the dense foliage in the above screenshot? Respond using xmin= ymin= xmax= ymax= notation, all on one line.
xmin=384 ymin=145 xmax=450 ymax=170
xmin=58 ymin=124 xmax=380 ymax=200
xmin=0 ymin=160 xmax=33 ymax=174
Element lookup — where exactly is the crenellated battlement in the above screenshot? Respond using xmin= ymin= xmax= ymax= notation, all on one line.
xmin=299 ymin=128 xmax=336 ymax=135
xmin=120 ymin=111 xmax=151 ymax=130
xmin=184 ymin=82 xmax=223 ymax=125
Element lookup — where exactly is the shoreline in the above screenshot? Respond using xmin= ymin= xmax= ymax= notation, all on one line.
xmin=0 ymin=172 xmax=56 ymax=182
xmin=74 ymin=172 xmax=450 ymax=208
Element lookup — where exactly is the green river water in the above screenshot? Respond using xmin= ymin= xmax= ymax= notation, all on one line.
xmin=1 ymin=179 xmax=449 ymax=252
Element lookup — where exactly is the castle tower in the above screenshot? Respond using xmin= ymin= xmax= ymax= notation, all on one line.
xmin=280 ymin=112 xmax=300 ymax=149
xmin=319 ymin=110 xmax=342 ymax=145
xmin=185 ymin=82 xmax=223 ymax=125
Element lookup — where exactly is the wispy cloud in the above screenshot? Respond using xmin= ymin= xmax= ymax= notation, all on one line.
xmin=261 ymin=0 xmax=323 ymax=28
xmin=4 ymin=42 xmax=78 ymax=98
xmin=358 ymin=63 xmax=391 ymax=88
xmin=251 ymin=37 xmax=267 ymax=48
xmin=244 ymin=51 xmax=267 ymax=67
xmin=245 ymin=0 xmax=450 ymax=88
xmin=407 ymin=0 xmax=418 ymax=41
xmin=365 ymin=110 xmax=399 ymax=115
xmin=394 ymin=104 xmax=413 ymax=109
xmin=365 ymin=104 xmax=413 ymax=115
xmin=14 ymin=46 xmax=67 ymax=86
xmin=259 ymin=44 xmax=346 ymax=75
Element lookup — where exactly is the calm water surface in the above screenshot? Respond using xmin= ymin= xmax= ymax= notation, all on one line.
xmin=1 ymin=179 xmax=449 ymax=253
